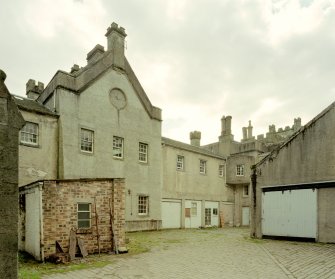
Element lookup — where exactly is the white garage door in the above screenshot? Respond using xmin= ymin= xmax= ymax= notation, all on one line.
xmin=162 ymin=200 xmax=181 ymax=229
xmin=262 ymin=188 xmax=317 ymax=238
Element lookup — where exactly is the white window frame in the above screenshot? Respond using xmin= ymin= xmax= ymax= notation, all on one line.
xmin=20 ymin=122 xmax=38 ymax=146
xmin=191 ymin=202 xmax=197 ymax=216
xmin=80 ymin=128 xmax=94 ymax=153
xmin=219 ymin=164 xmax=224 ymax=177
xmin=200 ymin=160 xmax=206 ymax=174
xmin=139 ymin=142 xmax=148 ymax=163
xmin=138 ymin=195 xmax=149 ymax=215
xmin=113 ymin=136 xmax=124 ymax=158
xmin=243 ymin=185 xmax=249 ymax=197
xmin=77 ymin=203 xmax=91 ymax=228
xmin=177 ymin=155 xmax=184 ymax=171
xmin=236 ymin=164 xmax=245 ymax=176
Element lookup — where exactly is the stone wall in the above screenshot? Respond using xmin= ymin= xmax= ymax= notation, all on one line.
xmin=0 ymin=70 xmax=25 ymax=278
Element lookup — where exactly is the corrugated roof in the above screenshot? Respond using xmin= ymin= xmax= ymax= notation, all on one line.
xmin=162 ymin=137 xmax=226 ymax=159
xmin=12 ymin=95 xmax=58 ymax=117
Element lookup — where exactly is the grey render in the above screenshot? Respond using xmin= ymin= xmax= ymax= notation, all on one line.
xmin=250 ymin=102 xmax=335 ymax=243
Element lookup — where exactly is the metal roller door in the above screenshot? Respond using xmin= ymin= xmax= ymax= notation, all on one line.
xmin=262 ymin=188 xmax=317 ymax=238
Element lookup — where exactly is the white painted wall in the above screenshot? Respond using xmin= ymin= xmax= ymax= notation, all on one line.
xmin=25 ymin=186 xmax=42 ymax=260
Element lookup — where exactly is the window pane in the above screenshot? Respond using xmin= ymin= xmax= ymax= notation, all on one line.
xmin=78 ymin=220 xmax=90 ymax=228
xmin=78 ymin=203 xmax=90 ymax=211
xmin=78 ymin=212 xmax=90 ymax=219
xmin=81 ymin=129 xmax=93 ymax=152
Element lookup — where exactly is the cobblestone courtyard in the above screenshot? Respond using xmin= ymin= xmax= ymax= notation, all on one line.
xmin=42 ymin=228 xmax=335 ymax=279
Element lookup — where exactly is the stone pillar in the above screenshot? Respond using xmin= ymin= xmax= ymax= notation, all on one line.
xmin=190 ymin=131 xmax=201 ymax=146
xmin=0 ymin=69 xmax=25 ymax=279
xmin=105 ymin=22 xmax=127 ymax=70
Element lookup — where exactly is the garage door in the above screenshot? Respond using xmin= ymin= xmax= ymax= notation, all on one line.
xmin=262 ymin=188 xmax=317 ymax=238
xmin=161 ymin=200 xmax=181 ymax=229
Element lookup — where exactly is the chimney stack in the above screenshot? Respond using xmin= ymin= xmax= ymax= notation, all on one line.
xmin=26 ymin=79 xmax=44 ymax=100
xmin=86 ymin=44 xmax=105 ymax=65
xmin=242 ymin=127 xmax=247 ymax=140
xmin=190 ymin=131 xmax=201 ymax=146
xmin=105 ymin=22 xmax=127 ymax=70
xmin=247 ymin=120 xmax=253 ymax=139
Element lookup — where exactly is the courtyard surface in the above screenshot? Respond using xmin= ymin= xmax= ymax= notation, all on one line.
xmin=41 ymin=227 xmax=335 ymax=279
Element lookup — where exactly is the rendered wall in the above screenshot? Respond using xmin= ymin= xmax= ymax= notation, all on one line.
xmin=18 ymin=110 xmax=58 ymax=186
xmin=55 ymin=69 xmax=162 ymax=231
xmin=162 ymin=144 xmax=233 ymax=225
xmin=252 ymin=103 xmax=335 ymax=241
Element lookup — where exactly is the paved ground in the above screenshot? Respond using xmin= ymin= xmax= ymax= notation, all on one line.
xmin=43 ymin=228 xmax=335 ymax=279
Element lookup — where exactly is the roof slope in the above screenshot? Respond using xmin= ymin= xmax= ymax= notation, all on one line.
xmin=256 ymin=101 xmax=335 ymax=167
xmin=12 ymin=95 xmax=58 ymax=117
xmin=162 ymin=137 xmax=226 ymax=159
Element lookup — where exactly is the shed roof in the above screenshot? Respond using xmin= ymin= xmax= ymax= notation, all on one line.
xmin=12 ymin=95 xmax=58 ymax=117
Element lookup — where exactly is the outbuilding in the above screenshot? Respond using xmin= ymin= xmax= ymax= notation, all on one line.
xmin=251 ymin=102 xmax=335 ymax=243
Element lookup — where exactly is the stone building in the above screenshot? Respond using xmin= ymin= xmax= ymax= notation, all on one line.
xmin=19 ymin=178 xmax=125 ymax=261
xmin=250 ymin=102 xmax=335 ymax=243
xmin=10 ymin=22 xmax=305 ymax=256
xmin=0 ymin=70 xmax=25 ymax=279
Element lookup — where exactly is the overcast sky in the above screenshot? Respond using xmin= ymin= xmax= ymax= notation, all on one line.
xmin=1 ymin=0 xmax=334 ymax=144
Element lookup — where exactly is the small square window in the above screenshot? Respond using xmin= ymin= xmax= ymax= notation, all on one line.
xmin=138 ymin=196 xmax=149 ymax=215
xmin=236 ymin=164 xmax=245 ymax=176
xmin=20 ymin=122 xmax=38 ymax=145
xmin=81 ymin=128 xmax=94 ymax=153
xmin=243 ymin=185 xmax=249 ymax=197
xmin=219 ymin=164 xmax=225 ymax=177
xmin=177 ymin=155 xmax=184 ymax=171
xmin=139 ymin=143 xmax=148 ymax=163
xmin=113 ymin=136 xmax=124 ymax=158
xmin=77 ymin=203 xmax=91 ymax=228
xmin=200 ymin=160 xmax=206 ymax=174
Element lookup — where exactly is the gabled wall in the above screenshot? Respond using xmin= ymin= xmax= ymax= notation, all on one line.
xmin=252 ymin=103 xmax=335 ymax=242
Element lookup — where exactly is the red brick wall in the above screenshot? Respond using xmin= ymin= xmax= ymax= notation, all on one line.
xmin=41 ymin=178 xmax=125 ymax=258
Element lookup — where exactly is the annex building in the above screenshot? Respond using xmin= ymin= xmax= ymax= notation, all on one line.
xmin=13 ymin=23 xmax=304 ymax=258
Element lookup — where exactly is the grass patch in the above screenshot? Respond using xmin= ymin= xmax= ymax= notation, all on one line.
xmin=19 ymin=251 xmax=113 ymax=279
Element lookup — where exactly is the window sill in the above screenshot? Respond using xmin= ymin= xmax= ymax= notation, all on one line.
xmin=80 ymin=150 xmax=94 ymax=156
xmin=76 ymin=228 xmax=93 ymax=234
xmin=20 ymin=142 xmax=39 ymax=148
xmin=113 ymin=156 xmax=124 ymax=161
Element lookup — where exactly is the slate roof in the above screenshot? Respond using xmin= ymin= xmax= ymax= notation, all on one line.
xmin=162 ymin=137 xmax=226 ymax=160
xmin=12 ymin=95 xmax=58 ymax=117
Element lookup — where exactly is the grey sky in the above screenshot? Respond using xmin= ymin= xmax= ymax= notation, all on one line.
xmin=1 ymin=0 xmax=334 ymax=144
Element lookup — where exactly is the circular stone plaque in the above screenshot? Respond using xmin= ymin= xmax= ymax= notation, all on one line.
xmin=109 ymin=88 xmax=127 ymax=110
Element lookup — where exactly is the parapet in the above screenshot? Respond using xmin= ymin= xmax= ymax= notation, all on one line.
xmin=26 ymin=79 xmax=44 ymax=100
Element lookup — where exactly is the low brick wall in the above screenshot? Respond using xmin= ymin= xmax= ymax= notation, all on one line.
xmin=41 ymin=178 xmax=125 ymax=258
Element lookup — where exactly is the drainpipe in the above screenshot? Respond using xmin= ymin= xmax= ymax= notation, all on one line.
xmin=250 ymin=165 xmax=257 ymax=238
